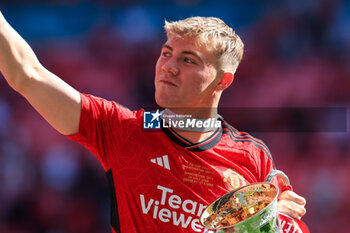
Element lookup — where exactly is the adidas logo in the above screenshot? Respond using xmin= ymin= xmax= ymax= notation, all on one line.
xmin=150 ymin=155 xmax=170 ymax=170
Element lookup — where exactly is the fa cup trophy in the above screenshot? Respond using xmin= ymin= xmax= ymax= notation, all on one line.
xmin=200 ymin=170 xmax=308 ymax=233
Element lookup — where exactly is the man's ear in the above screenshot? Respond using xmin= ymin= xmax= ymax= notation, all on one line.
xmin=216 ymin=72 xmax=234 ymax=91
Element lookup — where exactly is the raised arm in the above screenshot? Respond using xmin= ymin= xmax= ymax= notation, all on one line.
xmin=0 ymin=12 xmax=81 ymax=135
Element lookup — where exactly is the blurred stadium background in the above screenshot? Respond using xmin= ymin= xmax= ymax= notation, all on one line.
xmin=0 ymin=0 xmax=349 ymax=232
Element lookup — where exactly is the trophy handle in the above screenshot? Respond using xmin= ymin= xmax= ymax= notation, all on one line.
xmin=265 ymin=169 xmax=291 ymax=188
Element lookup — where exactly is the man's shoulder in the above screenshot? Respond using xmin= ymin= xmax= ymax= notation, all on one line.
xmin=221 ymin=119 xmax=273 ymax=160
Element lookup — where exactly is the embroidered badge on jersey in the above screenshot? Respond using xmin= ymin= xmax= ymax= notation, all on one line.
xmin=222 ymin=168 xmax=249 ymax=190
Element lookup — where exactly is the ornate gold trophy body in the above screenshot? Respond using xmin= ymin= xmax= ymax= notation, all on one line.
xmin=200 ymin=170 xmax=290 ymax=233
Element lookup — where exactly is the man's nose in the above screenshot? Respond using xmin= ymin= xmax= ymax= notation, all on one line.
xmin=162 ymin=59 xmax=179 ymax=76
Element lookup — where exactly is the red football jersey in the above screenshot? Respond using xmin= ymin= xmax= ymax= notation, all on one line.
xmin=67 ymin=93 xmax=275 ymax=233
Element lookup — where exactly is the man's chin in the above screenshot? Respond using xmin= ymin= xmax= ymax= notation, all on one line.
xmin=155 ymin=93 xmax=191 ymax=109
xmin=155 ymin=100 xmax=172 ymax=109
xmin=155 ymin=98 xmax=177 ymax=109
xmin=155 ymin=94 xmax=173 ymax=108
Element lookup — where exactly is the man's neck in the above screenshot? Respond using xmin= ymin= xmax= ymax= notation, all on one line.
xmin=167 ymin=107 xmax=218 ymax=119
xmin=164 ymin=107 xmax=220 ymax=143
xmin=171 ymin=128 xmax=217 ymax=144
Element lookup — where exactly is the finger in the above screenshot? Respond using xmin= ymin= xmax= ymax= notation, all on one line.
xmin=278 ymin=199 xmax=307 ymax=220
xmin=279 ymin=191 xmax=306 ymax=205
xmin=279 ymin=191 xmax=306 ymax=206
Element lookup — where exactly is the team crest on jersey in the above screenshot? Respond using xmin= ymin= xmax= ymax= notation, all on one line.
xmin=222 ymin=168 xmax=248 ymax=191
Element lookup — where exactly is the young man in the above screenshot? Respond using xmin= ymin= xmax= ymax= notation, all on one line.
xmin=0 ymin=13 xmax=306 ymax=233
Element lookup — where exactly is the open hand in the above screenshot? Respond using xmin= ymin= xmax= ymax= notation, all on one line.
xmin=278 ymin=190 xmax=306 ymax=220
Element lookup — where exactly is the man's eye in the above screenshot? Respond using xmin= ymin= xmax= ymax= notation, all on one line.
xmin=184 ymin=57 xmax=196 ymax=64
xmin=162 ymin=52 xmax=171 ymax=57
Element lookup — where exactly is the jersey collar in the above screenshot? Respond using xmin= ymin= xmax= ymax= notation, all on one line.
xmin=161 ymin=118 xmax=223 ymax=151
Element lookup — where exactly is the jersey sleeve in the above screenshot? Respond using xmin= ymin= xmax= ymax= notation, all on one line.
xmin=254 ymin=145 xmax=294 ymax=192
xmin=253 ymin=143 xmax=275 ymax=182
xmin=66 ymin=93 xmax=140 ymax=170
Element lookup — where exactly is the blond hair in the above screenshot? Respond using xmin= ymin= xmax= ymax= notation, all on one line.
xmin=164 ymin=16 xmax=244 ymax=74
